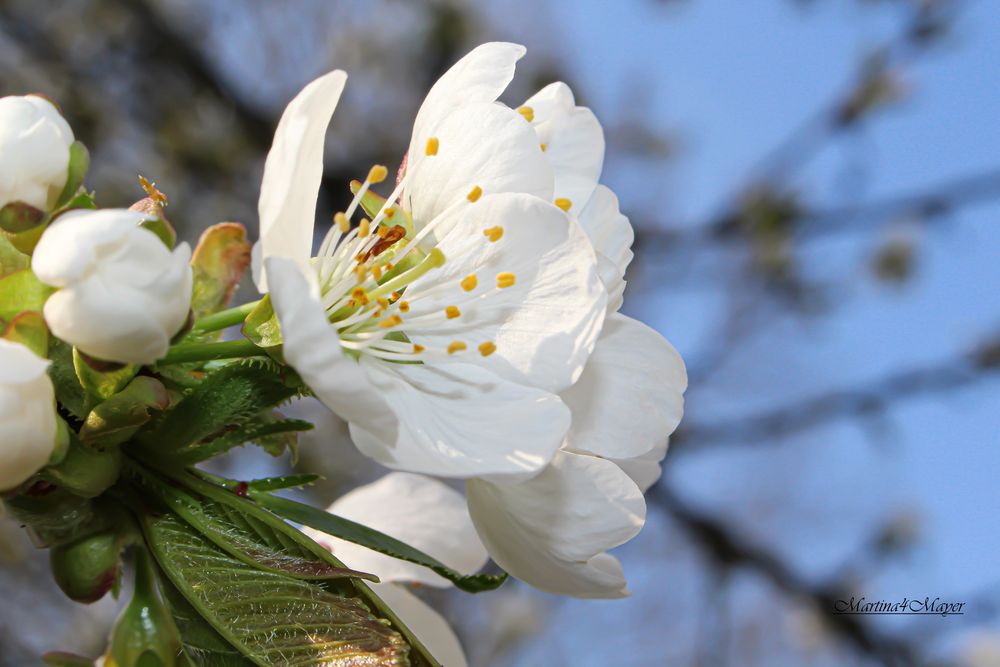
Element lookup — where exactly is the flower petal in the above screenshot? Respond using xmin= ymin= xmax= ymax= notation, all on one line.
xmin=406 ymin=102 xmax=553 ymax=231
xmin=524 ymin=83 xmax=605 ymax=213
xmin=369 ymin=583 xmax=469 ymax=667
xmin=466 ymin=450 xmax=646 ymax=599
xmin=561 ymin=314 xmax=686 ymax=460
xmin=304 ymin=472 xmax=487 ymax=588
xmin=577 ymin=185 xmax=634 ymax=309
xmin=612 ymin=438 xmax=670 ymax=493
xmin=254 ymin=70 xmax=347 ymax=291
xmin=266 ymin=256 xmax=568 ymax=479
xmin=351 ymin=361 xmax=569 ymax=479
xmin=409 ymin=42 xmax=525 ymax=160
xmin=264 ymin=256 xmax=396 ymax=442
xmin=406 ymin=193 xmax=606 ymax=393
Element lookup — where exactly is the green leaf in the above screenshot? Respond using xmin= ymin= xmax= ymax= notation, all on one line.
xmin=55 ymin=141 xmax=90 ymax=208
xmin=137 ymin=362 xmax=299 ymax=453
xmin=241 ymin=295 xmax=282 ymax=350
xmin=159 ymin=574 xmax=254 ymax=667
xmin=0 ymin=269 xmax=54 ymax=321
xmin=172 ymin=417 xmax=312 ymax=465
xmin=48 ymin=339 xmax=87 ymax=419
xmin=243 ymin=474 xmax=322 ymax=493
xmin=140 ymin=216 xmax=178 ymax=248
xmin=73 ymin=348 xmax=140 ymax=409
xmin=2 ymin=488 xmax=96 ymax=548
xmin=133 ymin=465 xmax=374 ymax=582
xmin=2 ymin=310 xmax=48 ymax=357
xmin=191 ymin=223 xmax=252 ymax=321
xmin=250 ymin=490 xmax=508 ymax=594
xmin=141 ymin=510 xmax=412 ymax=667
xmin=79 ymin=376 xmax=170 ymax=449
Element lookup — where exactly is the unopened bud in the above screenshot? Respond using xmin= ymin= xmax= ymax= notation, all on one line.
xmin=50 ymin=529 xmax=124 ymax=603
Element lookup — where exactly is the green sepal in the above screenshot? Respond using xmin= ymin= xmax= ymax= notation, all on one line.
xmin=58 ymin=190 xmax=98 ymax=213
xmin=41 ymin=434 xmax=122 ymax=498
xmin=141 ymin=216 xmax=178 ymax=248
xmin=190 ymin=223 xmax=252 ymax=321
xmin=2 ymin=310 xmax=48 ymax=357
xmin=73 ymin=348 xmax=140 ymax=410
xmin=250 ymin=489 xmax=508 ymax=593
xmin=48 ymin=339 xmax=87 ymax=419
xmin=55 ymin=141 xmax=90 ymax=208
xmin=79 ymin=376 xmax=170 ymax=450
xmin=0 ymin=233 xmax=29 ymax=278
xmin=109 ymin=548 xmax=184 ymax=667
xmin=240 ymin=295 xmax=282 ymax=350
xmin=0 ymin=269 xmax=54 ymax=321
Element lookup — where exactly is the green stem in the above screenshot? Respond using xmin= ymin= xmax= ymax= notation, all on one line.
xmin=190 ymin=301 xmax=260 ymax=333
xmin=159 ymin=338 xmax=265 ymax=365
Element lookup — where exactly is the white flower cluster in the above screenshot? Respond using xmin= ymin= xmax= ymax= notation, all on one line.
xmin=0 ymin=45 xmax=686 ymax=661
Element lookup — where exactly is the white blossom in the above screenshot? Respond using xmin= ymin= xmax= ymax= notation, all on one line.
xmin=0 ymin=95 xmax=74 ymax=211
xmin=33 ymin=209 xmax=193 ymax=364
xmin=0 ymin=339 xmax=58 ymax=491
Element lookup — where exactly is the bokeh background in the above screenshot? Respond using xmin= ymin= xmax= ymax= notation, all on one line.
xmin=2 ymin=1 xmax=999 ymax=665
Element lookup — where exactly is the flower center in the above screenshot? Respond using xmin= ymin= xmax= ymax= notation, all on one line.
xmin=311 ymin=164 xmax=509 ymax=363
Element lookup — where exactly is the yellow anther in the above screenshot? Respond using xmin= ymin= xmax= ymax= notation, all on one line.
xmin=354 ymin=265 xmax=368 ymax=283
xmin=368 ymin=165 xmax=388 ymax=184
xmin=359 ymin=218 xmax=371 ymax=238
xmin=496 ymin=272 xmax=516 ymax=289
xmin=377 ymin=297 xmax=389 ymax=309
xmin=483 ymin=226 xmax=504 ymax=242
xmin=460 ymin=274 xmax=478 ymax=292
xmin=377 ymin=225 xmax=389 ymax=238
xmin=351 ymin=287 xmax=369 ymax=305
xmin=379 ymin=314 xmax=403 ymax=328
xmin=390 ymin=291 xmax=402 ymax=300
xmin=426 ymin=137 xmax=439 ymax=156
xmin=385 ymin=262 xmax=395 ymax=271
xmin=478 ymin=341 xmax=497 ymax=357
xmin=398 ymin=301 xmax=410 ymax=313
xmin=540 ymin=143 xmax=547 ymax=152
xmin=412 ymin=343 xmax=425 ymax=354
xmin=467 ymin=185 xmax=483 ymax=202
xmin=445 ymin=305 xmax=461 ymax=319
xmin=385 ymin=208 xmax=396 ymax=220
xmin=373 ymin=265 xmax=383 ymax=280
xmin=447 ymin=341 xmax=467 ymax=355
xmin=517 ymin=106 xmax=535 ymax=122
xmin=335 ymin=212 xmax=350 ymax=233
xmin=554 ymin=198 xmax=572 ymax=212
xmin=427 ymin=247 xmax=446 ymax=267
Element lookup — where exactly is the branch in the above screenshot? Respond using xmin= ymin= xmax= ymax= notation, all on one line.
xmin=673 ymin=342 xmax=1000 ymax=451
xmin=654 ymin=484 xmax=938 ymax=667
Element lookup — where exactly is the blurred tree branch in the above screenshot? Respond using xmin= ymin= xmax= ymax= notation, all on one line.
xmin=674 ymin=336 xmax=1000 ymax=451
xmin=654 ymin=484 xmax=948 ymax=667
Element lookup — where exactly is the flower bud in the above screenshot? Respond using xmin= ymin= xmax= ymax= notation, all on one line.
xmin=0 ymin=338 xmax=58 ymax=491
xmin=0 ymin=95 xmax=74 ymax=211
xmin=50 ymin=529 xmax=124 ymax=603
xmin=32 ymin=209 xmax=193 ymax=365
